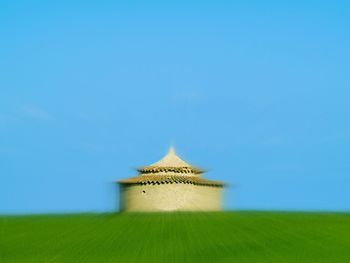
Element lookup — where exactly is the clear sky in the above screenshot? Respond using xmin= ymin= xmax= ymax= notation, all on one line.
xmin=1 ymin=0 xmax=350 ymax=213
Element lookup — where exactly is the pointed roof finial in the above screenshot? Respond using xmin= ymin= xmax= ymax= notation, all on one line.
xmin=168 ymin=146 xmax=176 ymax=155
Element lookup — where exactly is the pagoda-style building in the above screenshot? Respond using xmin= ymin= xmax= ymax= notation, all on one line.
xmin=118 ymin=147 xmax=225 ymax=212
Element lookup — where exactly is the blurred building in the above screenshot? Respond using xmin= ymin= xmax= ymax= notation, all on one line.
xmin=118 ymin=147 xmax=225 ymax=212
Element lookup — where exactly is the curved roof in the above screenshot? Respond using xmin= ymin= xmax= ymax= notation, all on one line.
xmin=137 ymin=147 xmax=203 ymax=174
xmin=118 ymin=147 xmax=224 ymax=187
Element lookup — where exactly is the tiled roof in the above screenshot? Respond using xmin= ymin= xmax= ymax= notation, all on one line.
xmin=118 ymin=147 xmax=225 ymax=187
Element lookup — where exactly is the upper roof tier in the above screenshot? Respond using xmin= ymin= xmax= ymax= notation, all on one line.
xmin=137 ymin=147 xmax=204 ymax=174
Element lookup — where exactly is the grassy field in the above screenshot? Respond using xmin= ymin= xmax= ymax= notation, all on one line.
xmin=1 ymin=211 xmax=350 ymax=262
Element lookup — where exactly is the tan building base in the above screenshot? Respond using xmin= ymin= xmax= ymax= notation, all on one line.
xmin=120 ymin=183 xmax=223 ymax=212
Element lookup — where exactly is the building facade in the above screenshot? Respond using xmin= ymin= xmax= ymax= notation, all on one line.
xmin=118 ymin=147 xmax=224 ymax=212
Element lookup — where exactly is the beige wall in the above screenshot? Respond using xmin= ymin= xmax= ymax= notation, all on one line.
xmin=119 ymin=183 xmax=223 ymax=212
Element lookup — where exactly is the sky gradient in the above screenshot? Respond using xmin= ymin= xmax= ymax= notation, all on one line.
xmin=1 ymin=0 xmax=350 ymax=213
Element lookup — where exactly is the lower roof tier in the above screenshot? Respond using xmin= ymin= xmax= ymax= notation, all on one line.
xmin=118 ymin=175 xmax=224 ymax=187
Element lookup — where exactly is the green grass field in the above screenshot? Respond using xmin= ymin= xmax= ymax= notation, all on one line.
xmin=1 ymin=211 xmax=350 ymax=262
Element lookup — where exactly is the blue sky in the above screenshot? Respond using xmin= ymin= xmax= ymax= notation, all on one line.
xmin=1 ymin=0 xmax=350 ymax=213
